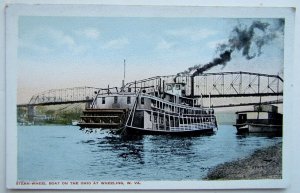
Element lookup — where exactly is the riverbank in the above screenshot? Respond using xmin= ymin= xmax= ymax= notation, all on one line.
xmin=205 ymin=142 xmax=282 ymax=180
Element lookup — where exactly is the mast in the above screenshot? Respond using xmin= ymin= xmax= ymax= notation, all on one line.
xmin=124 ymin=59 xmax=126 ymax=84
xmin=122 ymin=59 xmax=126 ymax=89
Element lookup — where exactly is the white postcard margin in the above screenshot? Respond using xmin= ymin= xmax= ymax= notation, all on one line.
xmin=5 ymin=3 xmax=295 ymax=189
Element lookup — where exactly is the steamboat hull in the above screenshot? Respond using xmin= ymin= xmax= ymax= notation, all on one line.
xmin=124 ymin=126 xmax=216 ymax=136
xmin=77 ymin=122 xmax=121 ymax=128
xmin=235 ymin=123 xmax=282 ymax=134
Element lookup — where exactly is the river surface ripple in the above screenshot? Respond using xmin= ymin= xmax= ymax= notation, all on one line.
xmin=18 ymin=125 xmax=282 ymax=180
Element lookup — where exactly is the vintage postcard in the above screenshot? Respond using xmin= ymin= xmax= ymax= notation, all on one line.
xmin=5 ymin=3 xmax=295 ymax=189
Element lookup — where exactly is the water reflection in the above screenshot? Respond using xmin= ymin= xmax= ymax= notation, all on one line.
xmin=236 ymin=132 xmax=281 ymax=139
xmin=101 ymin=133 xmax=145 ymax=164
xmin=78 ymin=127 xmax=282 ymax=180
xmin=148 ymin=135 xmax=195 ymax=157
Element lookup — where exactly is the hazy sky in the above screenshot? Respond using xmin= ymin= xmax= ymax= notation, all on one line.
xmin=17 ymin=17 xmax=284 ymax=103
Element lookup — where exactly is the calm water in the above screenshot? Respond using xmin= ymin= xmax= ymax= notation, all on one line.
xmin=18 ymin=125 xmax=281 ymax=181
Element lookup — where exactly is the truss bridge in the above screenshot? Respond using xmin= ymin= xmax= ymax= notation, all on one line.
xmin=17 ymin=71 xmax=283 ymax=109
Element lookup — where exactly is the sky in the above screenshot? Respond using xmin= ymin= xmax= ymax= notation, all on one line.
xmin=17 ymin=17 xmax=284 ymax=103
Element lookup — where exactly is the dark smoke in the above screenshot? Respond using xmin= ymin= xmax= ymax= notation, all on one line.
xmin=192 ymin=50 xmax=232 ymax=76
xmin=218 ymin=20 xmax=283 ymax=60
xmin=175 ymin=19 xmax=284 ymax=80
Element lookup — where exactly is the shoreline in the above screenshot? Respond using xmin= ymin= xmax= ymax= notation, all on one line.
xmin=204 ymin=142 xmax=282 ymax=180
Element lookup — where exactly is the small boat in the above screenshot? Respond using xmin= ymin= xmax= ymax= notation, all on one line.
xmin=72 ymin=120 xmax=79 ymax=126
xmin=234 ymin=104 xmax=282 ymax=134
xmin=78 ymin=82 xmax=218 ymax=136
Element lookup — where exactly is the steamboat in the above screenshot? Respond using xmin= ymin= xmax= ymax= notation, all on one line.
xmin=234 ymin=104 xmax=282 ymax=134
xmin=78 ymin=79 xmax=218 ymax=135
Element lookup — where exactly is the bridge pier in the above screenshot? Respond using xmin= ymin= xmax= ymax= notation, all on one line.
xmin=27 ymin=105 xmax=35 ymax=122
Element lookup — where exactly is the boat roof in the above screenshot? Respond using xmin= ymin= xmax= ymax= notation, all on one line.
xmin=235 ymin=110 xmax=280 ymax=114
xmin=166 ymin=82 xmax=186 ymax=86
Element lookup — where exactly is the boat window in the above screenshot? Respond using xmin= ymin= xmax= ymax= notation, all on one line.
xmin=151 ymin=99 xmax=155 ymax=106
xmin=102 ymin=97 xmax=105 ymax=104
xmin=114 ymin=96 xmax=118 ymax=103
xmin=238 ymin=114 xmax=247 ymax=121
xmin=160 ymin=117 xmax=163 ymax=124
xmin=170 ymin=116 xmax=174 ymax=127
xmin=167 ymin=85 xmax=172 ymax=90
xmin=166 ymin=115 xmax=169 ymax=127
xmin=175 ymin=84 xmax=180 ymax=90
xmin=174 ymin=117 xmax=180 ymax=127
xmin=154 ymin=116 xmax=157 ymax=123
xmin=141 ymin=97 xmax=144 ymax=105
xmin=127 ymin=96 xmax=131 ymax=104
xmin=184 ymin=118 xmax=187 ymax=124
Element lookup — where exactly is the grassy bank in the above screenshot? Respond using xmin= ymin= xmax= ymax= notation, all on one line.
xmin=205 ymin=142 xmax=282 ymax=180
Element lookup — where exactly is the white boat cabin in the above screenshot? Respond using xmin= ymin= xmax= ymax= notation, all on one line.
xmin=165 ymin=83 xmax=186 ymax=97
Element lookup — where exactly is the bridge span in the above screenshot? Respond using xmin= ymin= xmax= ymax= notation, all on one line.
xmin=17 ymin=71 xmax=283 ymax=108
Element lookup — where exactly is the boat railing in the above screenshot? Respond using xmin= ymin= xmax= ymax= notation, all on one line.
xmin=94 ymin=85 xmax=155 ymax=96
xmin=141 ymin=93 xmax=212 ymax=111
xmin=138 ymin=107 xmax=215 ymax=132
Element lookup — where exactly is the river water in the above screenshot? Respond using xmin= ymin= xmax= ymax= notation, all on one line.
xmin=18 ymin=125 xmax=281 ymax=181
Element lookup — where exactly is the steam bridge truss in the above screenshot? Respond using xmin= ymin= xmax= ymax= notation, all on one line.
xmin=17 ymin=71 xmax=283 ymax=108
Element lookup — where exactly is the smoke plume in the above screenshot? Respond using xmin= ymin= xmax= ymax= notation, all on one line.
xmin=192 ymin=50 xmax=232 ymax=76
xmin=175 ymin=19 xmax=284 ymax=79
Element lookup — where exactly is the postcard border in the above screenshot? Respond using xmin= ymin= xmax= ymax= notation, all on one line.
xmin=5 ymin=3 xmax=295 ymax=190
